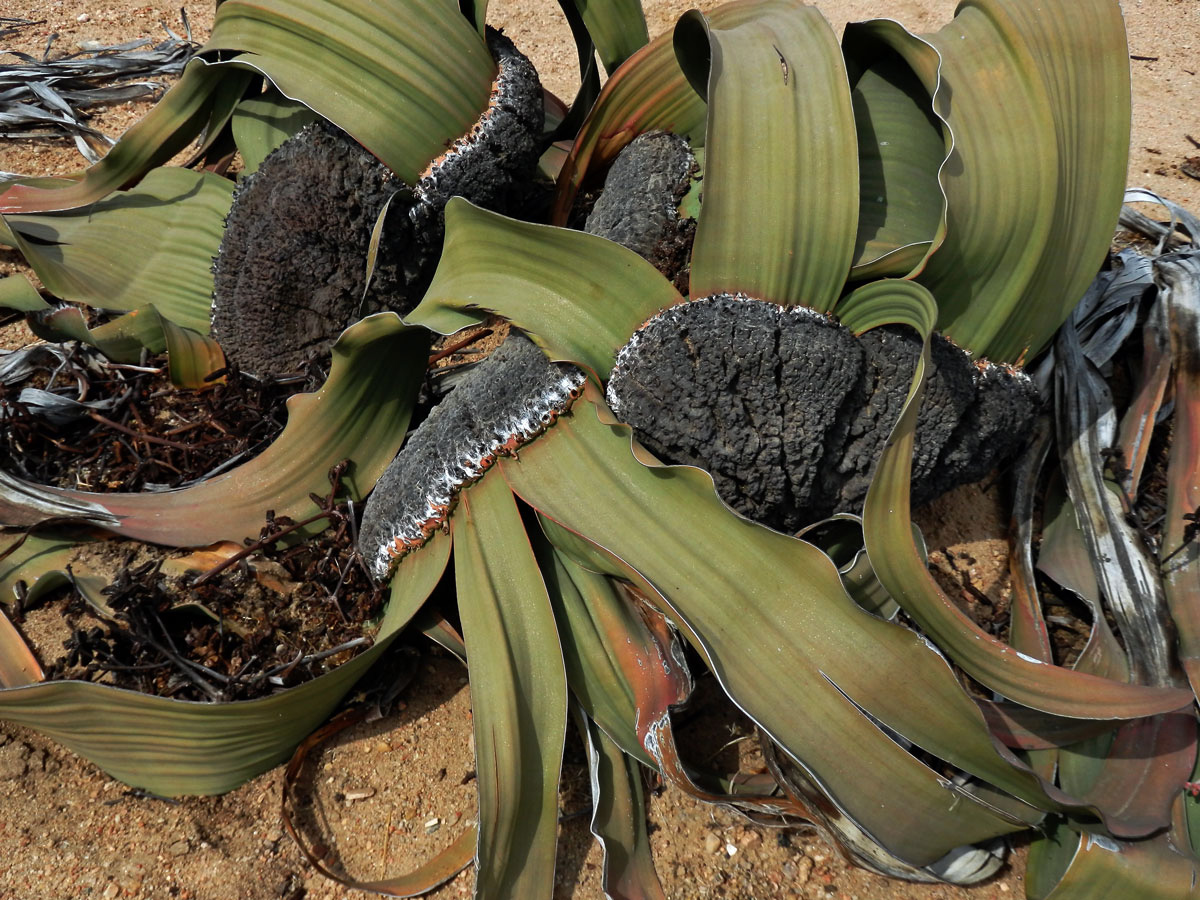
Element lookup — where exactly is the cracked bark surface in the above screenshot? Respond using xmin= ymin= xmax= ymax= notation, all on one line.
xmin=607 ymin=296 xmax=1037 ymax=533
xmin=210 ymin=30 xmax=543 ymax=377
xmin=588 ymin=133 xmax=1038 ymax=534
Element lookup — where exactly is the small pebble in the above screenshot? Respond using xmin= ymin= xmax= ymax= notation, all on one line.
xmin=168 ymin=840 xmax=189 ymax=857
xmin=795 ymin=856 xmax=813 ymax=886
xmin=704 ymin=832 xmax=721 ymax=854
xmin=76 ymin=12 xmax=90 ymax=21
xmin=725 ymin=842 xmax=738 ymax=857
xmin=344 ymin=789 xmax=375 ymax=802
xmin=424 ymin=817 xmax=440 ymax=834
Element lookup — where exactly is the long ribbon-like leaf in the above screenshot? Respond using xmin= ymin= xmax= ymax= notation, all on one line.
xmin=582 ymin=714 xmax=667 ymax=900
xmin=0 ymin=61 xmax=253 ymax=214
xmin=561 ymin=0 xmax=648 ymax=75
xmin=0 ymin=314 xmax=428 ymax=545
xmin=502 ymin=389 xmax=1080 ymax=869
xmin=452 ymin=474 xmax=567 ymax=900
xmin=841 ymin=30 xmax=944 ymax=280
xmin=408 ymin=199 xmax=681 ymax=378
xmin=0 ymin=530 xmax=448 ymax=796
xmin=859 ymin=287 xmax=1193 ymax=718
xmin=682 ymin=2 xmax=858 ymax=311
xmin=536 ymin=533 xmax=684 ymax=768
xmin=230 ymin=88 xmax=320 ymax=175
xmin=5 ymin=167 xmax=234 ymax=333
xmin=202 ymin=0 xmax=494 ymax=184
xmin=853 ymin=0 xmax=1130 ymax=362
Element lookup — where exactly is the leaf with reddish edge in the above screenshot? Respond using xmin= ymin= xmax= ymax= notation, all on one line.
xmin=1026 ymin=819 xmax=1200 ymax=900
xmin=408 ymin=199 xmax=682 ymax=378
xmin=0 ymin=314 xmax=428 ymax=546
xmin=501 ymin=388 xmax=1084 ymax=871
xmin=0 ymin=605 xmax=42 ymax=688
xmin=581 ymin=713 xmax=668 ymax=900
xmin=451 ymin=474 xmax=567 ymax=900
xmin=1158 ymin=252 xmax=1200 ymax=697
xmin=535 ymin=530 xmax=684 ymax=768
xmin=551 ymin=2 xmax=765 ymax=226
xmin=975 ymin=700 xmax=1123 ymax=752
xmin=0 ymin=472 xmax=122 ymax=531
xmin=0 ymin=62 xmax=253 ymax=214
xmin=1060 ymin=713 xmax=1198 ymax=840
xmin=858 ymin=295 xmax=1193 ymax=718
xmin=0 ymin=530 xmax=449 ymax=796
xmin=681 ymin=2 xmax=858 ymax=312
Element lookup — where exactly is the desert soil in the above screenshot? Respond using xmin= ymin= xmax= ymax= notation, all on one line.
xmin=0 ymin=1 xmax=1198 ymax=899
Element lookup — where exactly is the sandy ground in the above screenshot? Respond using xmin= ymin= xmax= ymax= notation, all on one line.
xmin=0 ymin=1 xmax=1198 ymax=899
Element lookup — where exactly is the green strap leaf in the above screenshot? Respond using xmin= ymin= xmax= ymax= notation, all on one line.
xmin=502 ymin=389 xmax=1053 ymax=869
xmin=203 ymin=0 xmax=494 ymax=184
xmin=0 ymin=314 xmax=428 ymax=546
xmin=27 ymin=305 xmax=166 ymax=364
xmin=683 ymin=2 xmax=858 ymax=311
xmin=841 ymin=31 xmax=944 ymax=280
xmin=0 ymin=528 xmax=448 ymax=796
xmin=560 ymin=0 xmax=648 ymax=75
xmin=452 ymin=474 xmax=567 ymax=900
xmin=0 ymin=273 xmax=48 ymax=312
xmin=582 ymin=715 xmax=668 ymax=900
xmin=859 ymin=289 xmax=1194 ymax=720
xmin=160 ymin=318 xmax=227 ymax=389
xmin=5 ymin=167 xmax=235 ymax=333
xmin=0 ymin=61 xmax=253 ymax=214
xmin=856 ymin=0 xmax=1130 ymax=362
xmin=407 ymin=199 xmax=682 ymax=378
xmin=230 ymin=88 xmax=321 ymax=175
